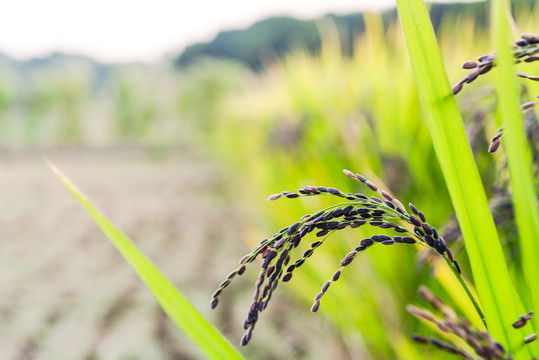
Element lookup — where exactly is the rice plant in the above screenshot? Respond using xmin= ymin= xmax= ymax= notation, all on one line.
xmin=211 ymin=171 xmax=484 ymax=347
xmin=408 ymin=286 xmax=514 ymax=360
xmin=452 ymin=34 xmax=539 ymax=154
xmin=45 ymin=0 xmax=538 ymax=359
xmin=211 ymin=1 xmax=539 ymax=358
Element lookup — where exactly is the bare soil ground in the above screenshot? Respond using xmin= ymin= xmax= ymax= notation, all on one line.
xmin=0 ymin=149 xmax=243 ymax=359
xmin=0 ymin=149 xmax=347 ymax=360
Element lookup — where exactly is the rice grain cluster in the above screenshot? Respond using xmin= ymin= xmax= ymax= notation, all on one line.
xmin=211 ymin=170 xmax=462 ymax=346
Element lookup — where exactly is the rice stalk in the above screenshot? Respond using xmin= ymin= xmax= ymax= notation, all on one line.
xmin=211 ymin=170 xmax=482 ymax=346
xmin=409 ymin=286 xmax=507 ymax=360
xmin=453 ymin=33 xmax=539 ymax=153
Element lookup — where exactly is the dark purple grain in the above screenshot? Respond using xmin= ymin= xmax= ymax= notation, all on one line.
xmin=513 ymin=319 xmax=527 ymax=329
xmin=303 ymin=249 xmax=314 ymax=258
xmin=525 ymin=334 xmax=536 ymax=344
xmin=422 ymin=223 xmax=433 ymax=235
xmin=322 ymin=281 xmax=331 ymax=292
xmin=372 ymin=235 xmax=392 ymax=242
xmin=287 ymin=222 xmax=300 ymax=235
xmin=462 ymin=61 xmax=478 ymax=69
xmin=453 ymin=260 xmax=461 ymax=274
xmin=433 ymin=240 xmax=446 ymax=254
xmin=365 ymin=180 xmax=378 ymax=191
xmin=356 ymin=174 xmax=366 ymax=182
xmin=480 ymin=64 xmax=493 ymax=74
xmin=241 ymin=329 xmax=252 ymax=346
xmin=401 ymin=237 xmax=416 ymax=244
xmin=489 ymin=139 xmax=501 ymax=153
xmin=327 ymin=187 xmax=341 ymax=195
xmin=316 ymin=230 xmax=328 ymax=237
xmin=238 ymin=265 xmax=247 ymax=275
xmin=384 ymin=201 xmax=396 ymax=209
xmin=521 ymin=101 xmax=538 ymax=111
xmin=361 ymin=238 xmax=374 ymax=246
xmin=452 ymin=82 xmax=464 ymax=95
xmin=412 ymin=334 xmax=429 ymax=344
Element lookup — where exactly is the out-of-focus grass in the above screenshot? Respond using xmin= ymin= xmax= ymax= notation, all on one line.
xmin=0 ymin=60 xmax=242 ymax=148
xmin=205 ymin=7 xmax=538 ymax=359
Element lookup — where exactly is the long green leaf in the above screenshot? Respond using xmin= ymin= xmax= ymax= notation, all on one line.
xmin=395 ymin=0 xmax=529 ymax=356
xmin=493 ymin=0 xmax=539 ymax=334
xmin=47 ymin=161 xmax=244 ymax=360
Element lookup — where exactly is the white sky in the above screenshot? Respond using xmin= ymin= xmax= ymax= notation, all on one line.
xmin=0 ymin=0 xmax=396 ymax=63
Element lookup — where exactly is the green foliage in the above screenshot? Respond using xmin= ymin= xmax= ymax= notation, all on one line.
xmin=174 ymin=1 xmax=535 ymax=71
xmin=177 ymin=59 xmax=244 ymax=134
xmin=176 ymin=16 xmax=339 ymax=69
xmin=113 ymin=80 xmax=157 ymax=139
xmin=493 ymin=0 xmax=539 ymax=338
xmin=397 ymin=0 xmax=536 ymax=357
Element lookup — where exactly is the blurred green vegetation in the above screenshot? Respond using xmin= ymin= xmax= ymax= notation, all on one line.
xmin=175 ymin=0 xmax=535 ymax=70
xmin=0 ymin=2 xmax=538 ymax=359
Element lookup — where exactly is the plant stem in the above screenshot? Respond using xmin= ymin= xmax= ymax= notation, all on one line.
xmin=443 ymin=256 xmax=486 ymax=326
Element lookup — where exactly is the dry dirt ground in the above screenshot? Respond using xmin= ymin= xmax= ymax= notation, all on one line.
xmin=0 ymin=149 xmax=248 ymax=359
xmin=0 ymin=149 xmax=346 ymax=360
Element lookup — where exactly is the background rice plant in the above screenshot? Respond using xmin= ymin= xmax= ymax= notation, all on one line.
xmin=202 ymin=4 xmax=539 ymax=358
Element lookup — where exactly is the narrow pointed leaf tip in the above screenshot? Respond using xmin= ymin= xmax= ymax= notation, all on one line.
xmin=46 ymin=160 xmax=244 ymax=360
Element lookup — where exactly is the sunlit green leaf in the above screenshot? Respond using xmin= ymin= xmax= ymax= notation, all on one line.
xmin=396 ymin=0 xmax=533 ymax=357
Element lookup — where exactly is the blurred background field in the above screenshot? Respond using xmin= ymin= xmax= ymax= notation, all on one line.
xmin=0 ymin=0 xmax=538 ymax=359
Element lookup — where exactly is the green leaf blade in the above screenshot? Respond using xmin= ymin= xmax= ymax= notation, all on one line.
xmin=493 ymin=0 xmax=539 ymax=338
xmin=47 ymin=161 xmax=244 ymax=360
xmin=395 ymin=0 xmax=530 ymax=356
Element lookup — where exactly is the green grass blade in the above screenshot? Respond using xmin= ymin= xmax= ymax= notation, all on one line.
xmin=493 ymin=0 xmax=539 ymax=334
xmin=47 ymin=161 xmax=244 ymax=360
xmin=396 ymin=0 xmax=529 ymax=355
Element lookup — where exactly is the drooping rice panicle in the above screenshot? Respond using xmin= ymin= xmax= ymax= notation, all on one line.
xmin=512 ymin=311 xmax=534 ymax=329
xmin=453 ymin=34 xmax=539 ymax=95
xmin=408 ymin=286 xmax=508 ymax=360
xmin=453 ymin=33 xmax=539 ymax=154
xmin=212 ymin=170 xmax=470 ymax=345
